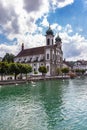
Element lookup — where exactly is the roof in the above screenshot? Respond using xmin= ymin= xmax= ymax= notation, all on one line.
xmin=46 ymin=26 xmax=54 ymax=36
xmin=55 ymin=34 xmax=61 ymax=42
xmin=16 ymin=46 xmax=45 ymax=58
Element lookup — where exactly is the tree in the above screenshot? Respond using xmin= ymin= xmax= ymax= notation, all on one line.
xmin=38 ymin=66 xmax=47 ymax=76
xmin=20 ymin=64 xmax=32 ymax=79
xmin=17 ymin=63 xmax=24 ymax=79
xmin=56 ymin=68 xmax=61 ymax=75
xmin=61 ymin=67 xmax=69 ymax=75
xmin=2 ymin=53 xmax=15 ymax=63
xmin=0 ymin=62 xmax=8 ymax=80
xmin=9 ymin=63 xmax=20 ymax=80
xmin=75 ymin=69 xmax=85 ymax=76
xmin=81 ymin=69 xmax=85 ymax=75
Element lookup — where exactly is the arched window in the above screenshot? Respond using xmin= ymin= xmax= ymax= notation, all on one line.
xmin=52 ymin=39 xmax=53 ymax=45
xmin=47 ymin=66 xmax=49 ymax=71
xmin=47 ymin=53 xmax=49 ymax=59
xmin=47 ymin=39 xmax=50 ymax=45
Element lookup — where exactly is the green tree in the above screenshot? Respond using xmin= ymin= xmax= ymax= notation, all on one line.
xmin=38 ymin=66 xmax=47 ymax=76
xmin=17 ymin=63 xmax=24 ymax=79
xmin=56 ymin=68 xmax=61 ymax=75
xmin=20 ymin=64 xmax=32 ymax=79
xmin=61 ymin=67 xmax=69 ymax=75
xmin=0 ymin=62 xmax=8 ymax=80
xmin=2 ymin=53 xmax=14 ymax=63
xmin=9 ymin=63 xmax=20 ymax=80
xmin=81 ymin=69 xmax=85 ymax=75
xmin=75 ymin=69 xmax=85 ymax=76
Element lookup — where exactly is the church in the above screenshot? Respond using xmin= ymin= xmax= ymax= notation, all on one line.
xmin=14 ymin=25 xmax=63 ymax=76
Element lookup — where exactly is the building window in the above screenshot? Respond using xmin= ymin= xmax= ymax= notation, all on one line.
xmin=30 ymin=58 xmax=32 ymax=62
xmin=52 ymin=39 xmax=53 ymax=45
xmin=53 ymin=54 xmax=54 ymax=59
xmin=47 ymin=39 xmax=50 ymax=45
xmin=34 ymin=68 xmax=36 ymax=72
xmin=47 ymin=53 xmax=49 ymax=59
xmin=47 ymin=66 xmax=49 ymax=71
xmin=36 ymin=57 xmax=38 ymax=61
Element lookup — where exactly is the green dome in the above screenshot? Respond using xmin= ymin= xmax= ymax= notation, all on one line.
xmin=55 ymin=34 xmax=61 ymax=42
xmin=46 ymin=26 xmax=54 ymax=35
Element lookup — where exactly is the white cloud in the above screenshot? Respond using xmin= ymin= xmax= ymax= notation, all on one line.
xmin=41 ymin=15 xmax=49 ymax=27
xmin=64 ymin=24 xmax=73 ymax=34
xmin=61 ymin=32 xmax=87 ymax=61
xmin=0 ymin=0 xmax=87 ymax=62
xmin=51 ymin=0 xmax=74 ymax=9
xmin=0 ymin=44 xmax=18 ymax=57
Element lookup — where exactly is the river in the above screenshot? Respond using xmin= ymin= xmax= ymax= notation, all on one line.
xmin=0 ymin=78 xmax=87 ymax=130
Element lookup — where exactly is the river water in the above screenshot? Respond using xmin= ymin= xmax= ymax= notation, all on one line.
xmin=0 ymin=78 xmax=87 ymax=130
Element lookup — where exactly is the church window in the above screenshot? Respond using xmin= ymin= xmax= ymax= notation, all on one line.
xmin=34 ymin=68 xmax=36 ymax=72
xmin=52 ymin=39 xmax=53 ymax=45
xmin=47 ymin=66 xmax=49 ymax=71
xmin=47 ymin=53 xmax=49 ymax=59
xmin=47 ymin=39 xmax=50 ymax=45
xmin=53 ymin=54 xmax=54 ymax=59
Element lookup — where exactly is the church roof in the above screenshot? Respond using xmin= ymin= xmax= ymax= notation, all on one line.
xmin=46 ymin=25 xmax=54 ymax=35
xmin=55 ymin=34 xmax=61 ymax=42
xmin=16 ymin=46 xmax=45 ymax=57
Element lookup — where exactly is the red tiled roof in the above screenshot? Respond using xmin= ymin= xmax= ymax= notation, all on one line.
xmin=16 ymin=46 xmax=45 ymax=57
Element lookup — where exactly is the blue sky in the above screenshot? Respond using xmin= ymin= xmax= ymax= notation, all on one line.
xmin=0 ymin=0 xmax=87 ymax=61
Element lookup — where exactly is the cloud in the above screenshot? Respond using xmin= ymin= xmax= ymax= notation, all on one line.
xmin=0 ymin=44 xmax=18 ymax=57
xmin=51 ymin=0 xmax=74 ymax=9
xmin=23 ymin=0 xmax=43 ymax=12
xmin=83 ymin=0 xmax=87 ymax=10
xmin=0 ymin=0 xmax=87 ymax=62
xmin=64 ymin=24 xmax=73 ymax=34
xmin=61 ymin=32 xmax=87 ymax=60
xmin=0 ymin=1 xmax=19 ymax=34
xmin=41 ymin=15 xmax=49 ymax=27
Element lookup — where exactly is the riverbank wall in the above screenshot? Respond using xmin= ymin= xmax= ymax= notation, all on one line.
xmin=0 ymin=76 xmax=70 ymax=85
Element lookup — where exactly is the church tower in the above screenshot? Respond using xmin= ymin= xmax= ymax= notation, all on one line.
xmin=46 ymin=25 xmax=54 ymax=46
xmin=45 ymin=25 xmax=54 ymax=75
xmin=55 ymin=34 xmax=63 ymax=69
xmin=55 ymin=34 xmax=62 ymax=49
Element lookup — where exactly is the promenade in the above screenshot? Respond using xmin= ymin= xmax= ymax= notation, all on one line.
xmin=0 ymin=75 xmax=70 ymax=85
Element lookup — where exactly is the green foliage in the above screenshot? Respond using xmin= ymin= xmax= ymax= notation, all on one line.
xmin=0 ymin=62 xmax=32 ymax=80
xmin=75 ymin=69 xmax=85 ymax=75
xmin=21 ymin=64 xmax=32 ymax=74
xmin=61 ymin=67 xmax=69 ymax=74
xmin=56 ymin=68 xmax=61 ymax=75
xmin=9 ymin=63 xmax=20 ymax=80
xmin=38 ymin=66 xmax=47 ymax=75
xmin=34 ymin=71 xmax=38 ymax=74
xmin=0 ymin=62 xmax=9 ymax=80
xmin=2 ymin=53 xmax=14 ymax=63
xmin=81 ymin=69 xmax=85 ymax=75
xmin=75 ymin=69 xmax=81 ymax=73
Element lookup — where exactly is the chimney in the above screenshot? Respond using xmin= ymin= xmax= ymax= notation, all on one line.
xmin=22 ymin=43 xmax=24 ymax=51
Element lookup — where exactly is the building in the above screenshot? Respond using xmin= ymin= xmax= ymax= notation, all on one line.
xmin=14 ymin=26 xmax=63 ymax=76
xmin=73 ymin=60 xmax=87 ymax=70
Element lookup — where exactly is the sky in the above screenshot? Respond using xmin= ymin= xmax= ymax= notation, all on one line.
xmin=0 ymin=0 xmax=87 ymax=61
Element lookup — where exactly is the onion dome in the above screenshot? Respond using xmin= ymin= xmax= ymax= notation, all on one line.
xmin=46 ymin=25 xmax=54 ymax=35
xmin=55 ymin=34 xmax=61 ymax=42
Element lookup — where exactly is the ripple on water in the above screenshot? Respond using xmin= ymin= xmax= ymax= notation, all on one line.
xmin=0 ymin=79 xmax=87 ymax=130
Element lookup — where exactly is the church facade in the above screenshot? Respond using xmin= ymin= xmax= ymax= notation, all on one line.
xmin=14 ymin=26 xmax=63 ymax=76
